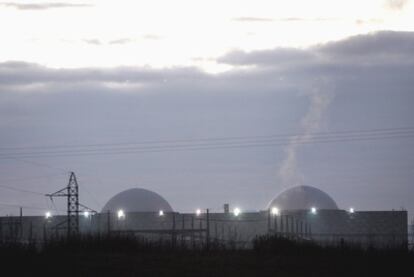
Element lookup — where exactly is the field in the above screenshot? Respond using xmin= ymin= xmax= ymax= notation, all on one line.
xmin=1 ymin=235 xmax=412 ymax=277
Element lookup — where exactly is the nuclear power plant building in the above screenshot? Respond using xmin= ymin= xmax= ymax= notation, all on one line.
xmin=0 ymin=186 xmax=408 ymax=249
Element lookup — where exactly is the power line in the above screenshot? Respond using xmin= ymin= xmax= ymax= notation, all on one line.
xmin=1 ymin=128 xmax=413 ymax=156
xmin=1 ymin=131 xmax=413 ymax=155
xmin=0 ymin=126 xmax=413 ymax=151
xmin=0 ymin=184 xmax=45 ymax=196
xmin=0 ymin=131 xmax=412 ymax=159
xmin=78 ymin=176 xmax=103 ymax=211
xmin=0 ymin=201 xmax=65 ymax=213
xmin=0 ymin=156 xmax=68 ymax=173
xmin=0 ymin=173 xmax=67 ymax=183
xmin=0 ymin=174 xmax=70 ymax=214
xmin=1 ymin=133 xmax=413 ymax=159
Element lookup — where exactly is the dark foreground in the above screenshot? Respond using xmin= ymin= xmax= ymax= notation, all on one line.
xmin=1 ymin=235 xmax=412 ymax=277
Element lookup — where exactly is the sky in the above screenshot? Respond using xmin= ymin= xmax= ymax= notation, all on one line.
xmin=0 ymin=0 xmax=413 ymax=218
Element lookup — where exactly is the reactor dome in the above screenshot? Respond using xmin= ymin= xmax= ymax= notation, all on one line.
xmin=267 ymin=185 xmax=338 ymax=210
xmin=101 ymin=188 xmax=173 ymax=213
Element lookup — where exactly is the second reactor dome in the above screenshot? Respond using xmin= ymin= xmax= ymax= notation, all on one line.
xmin=267 ymin=185 xmax=338 ymax=211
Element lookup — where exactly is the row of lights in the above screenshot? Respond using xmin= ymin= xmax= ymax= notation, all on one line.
xmin=158 ymin=207 xmax=243 ymax=217
xmin=44 ymin=207 xmax=356 ymax=219
xmin=270 ymin=206 xmax=355 ymax=215
xmin=112 ymin=206 xmax=355 ymax=220
xmin=45 ymin=210 xmax=92 ymax=219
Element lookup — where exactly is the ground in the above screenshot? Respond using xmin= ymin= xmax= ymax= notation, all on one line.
xmin=1 ymin=235 xmax=412 ymax=276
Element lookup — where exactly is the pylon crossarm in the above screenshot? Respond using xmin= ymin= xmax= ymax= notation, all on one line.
xmin=45 ymin=187 xmax=68 ymax=197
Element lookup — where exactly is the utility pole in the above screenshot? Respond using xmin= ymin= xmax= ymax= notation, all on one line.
xmin=274 ymin=214 xmax=278 ymax=234
xmin=286 ymin=215 xmax=289 ymax=236
xmin=19 ymin=207 xmax=23 ymax=239
xmin=309 ymin=224 xmax=312 ymax=238
xmin=29 ymin=221 xmax=33 ymax=242
xmin=267 ymin=209 xmax=271 ymax=233
xmin=296 ymin=219 xmax=299 ymax=236
xmin=305 ymin=222 xmax=308 ymax=237
xmin=181 ymin=214 xmax=185 ymax=246
xmin=300 ymin=221 xmax=303 ymax=238
xmin=107 ymin=210 xmax=111 ymax=235
xmin=199 ymin=216 xmax=202 ymax=244
xmin=191 ymin=215 xmax=195 ymax=248
xmin=206 ymin=209 xmax=210 ymax=249
xmin=171 ymin=212 xmax=176 ymax=247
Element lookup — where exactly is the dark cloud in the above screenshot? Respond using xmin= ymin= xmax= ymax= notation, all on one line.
xmin=0 ymin=2 xmax=92 ymax=10
xmin=318 ymin=31 xmax=414 ymax=56
xmin=0 ymin=61 xmax=205 ymax=85
xmin=2 ymin=31 xmax=414 ymax=99
xmin=217 ymin=48 xmax=315 ymax=67
xmin=385 ymin=0 xmax=409 ymax=10
xmin=1 ymin=31 xmax=413 ymax=215
xmin=2 ymin=31 xmax=414 ymax=97
xmin=219 ymin=31 xmax=414 ymax=67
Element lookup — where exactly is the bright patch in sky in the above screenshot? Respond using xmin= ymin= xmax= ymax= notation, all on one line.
xmin=0 ymin=0 xmax=413 ymax=71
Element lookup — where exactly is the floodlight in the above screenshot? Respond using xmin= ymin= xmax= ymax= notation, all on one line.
xmin=117 ymin=209 xmax=125 ymax=219
xmin=271 ymin=207 xmax=280 ymax=216
xmin=233 ymin=207 xmax=241 ymax=216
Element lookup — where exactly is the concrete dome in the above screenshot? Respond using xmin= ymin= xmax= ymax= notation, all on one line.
xmin=102 ymin=188 xmax=173 ymax=213
xmin=267 ymin=185 xmax=338 ymax=210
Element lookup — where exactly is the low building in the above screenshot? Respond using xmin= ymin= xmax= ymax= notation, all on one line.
xmin=0 ymin=186 xmax=408 ymax=249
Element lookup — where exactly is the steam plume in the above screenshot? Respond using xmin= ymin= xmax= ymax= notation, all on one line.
xmin=278 ymin=80 xmax=334 ymax=188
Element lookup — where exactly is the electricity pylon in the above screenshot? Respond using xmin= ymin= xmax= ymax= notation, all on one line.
xmin=46 ymin=172 xmax=79 ymax=237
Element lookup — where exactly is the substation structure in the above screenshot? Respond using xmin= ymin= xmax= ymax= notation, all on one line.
xmin=0 ymin=208 xmax=408 ymax=249
xmin=0 ymin=175 xmax=408 ymax=249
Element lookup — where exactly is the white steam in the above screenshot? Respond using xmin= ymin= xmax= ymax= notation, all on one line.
xmin=278 ymin=80 xmax=334 ymax=188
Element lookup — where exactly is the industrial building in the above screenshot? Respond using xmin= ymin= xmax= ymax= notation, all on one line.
xmin=0 ymin=183 xmax=408 ymax=249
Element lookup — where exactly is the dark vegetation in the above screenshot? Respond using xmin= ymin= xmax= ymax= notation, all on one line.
xmin=0 ymin=234 xmax=412 ymax=277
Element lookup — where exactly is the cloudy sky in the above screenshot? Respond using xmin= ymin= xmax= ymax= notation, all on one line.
xmin=0 ymin=0 xmax=413 ymax=217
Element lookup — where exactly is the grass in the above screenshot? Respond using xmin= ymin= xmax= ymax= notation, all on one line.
xmin=1 ymin=234 xmax=412 ymax=276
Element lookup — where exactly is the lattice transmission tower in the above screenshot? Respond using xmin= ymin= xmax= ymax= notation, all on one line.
xmin=46 ymin=172 xmax=79 ymax=236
